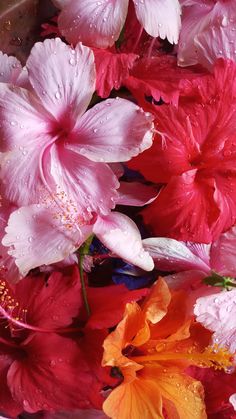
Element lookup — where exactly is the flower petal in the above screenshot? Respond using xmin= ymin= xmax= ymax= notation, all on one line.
xmin=58 ymin=0 xmax=129 ymax=48
xmin=2 ymin=204 xmax=90 ymax=276
xmin=7 ymin=333 xmax=95 ymax=412
xmin=14 ymin=267 xmax=82 ymax=330
xmin=44 ymin=143 xmax=119 ymax=217
xmin=69 ymin=98 xmax=153 ymax=163
xmin=94 ymin=47 xmax=138 ymax=98
xmin=0 ymin=51 xmax=22 ymax=83
xmin=142 ymin=237 xmax=211 ymax=273
xmin=210 ymin=226 xmax=236 ymax=277
xmin=26 ymin=38 xmax=95 ymax=121
xmin=115 ymin=181 xmax=158 ymax=206
xmin=93 ymin=212 xmax=154 ymax=271
xmin=133 ymin=0 xmax=181 ymax=43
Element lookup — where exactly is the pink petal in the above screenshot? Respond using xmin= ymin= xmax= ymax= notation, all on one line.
xmin=93 ymin=212 xmax=154 ymax=271
xmin=210 ymin=226 xmax=236 ymax=277
xmin=194 ymin=290 xmax=236 ymax=353
xmin=44 ymin=143 xmax=119 ymax=217
xmin=142 ymin=237 xmax=211 ymax=272
xmin=0 ymin=85 xmax=50 ymax=153
xmin=94 ymin=47 xmax=138 ymax=98
xmin=178 ymin=1 xmax=214 ymax=66
xmin=26 ymin=38 xmax=95 ymax=121
xmin=115 ymin=181 xmax=158 ymax=206
xmin=2 ymin=204 xmax=91 ymax=276
xmin=69 ymin=97 xmax=153 ymax=162
xmin=58 ymin=0 xmax=129 ymax=48
xmin=133 ymin=0 xmax=181 ymax=43
xmin=0 ymin=51 xmax=22 ymax=84
xmin=0 ymin=143 xmax=48 ymax=206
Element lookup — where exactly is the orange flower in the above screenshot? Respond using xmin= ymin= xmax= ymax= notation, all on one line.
xmin=102 ymin=278 xmax=233 ymax=419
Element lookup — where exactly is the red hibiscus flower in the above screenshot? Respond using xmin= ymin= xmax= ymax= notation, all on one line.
xmin=129 ymin=59 xmax=236 ymax=243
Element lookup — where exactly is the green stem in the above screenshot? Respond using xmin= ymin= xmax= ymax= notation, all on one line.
xmin=78 ymin=235 xmax=94 ymax=317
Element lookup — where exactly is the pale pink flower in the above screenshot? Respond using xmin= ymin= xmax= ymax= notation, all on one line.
xmin=53 ymin=0 xmax=181 ymax=49
xmin=142 ymin=227 xmax=236 ymax=312
xmin=0 ymin=38 xmax=154 ymax=275
xmin=178 ymin=0 xmax=236 ymax=70
xmin=194 ymin=289 xmax=236 ymax=354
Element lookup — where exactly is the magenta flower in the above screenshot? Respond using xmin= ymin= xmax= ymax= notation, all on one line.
xmin=0 ymin=38 xmax=154 ymax=275
xmin=53 ymin=0 xmax=181 ymax=48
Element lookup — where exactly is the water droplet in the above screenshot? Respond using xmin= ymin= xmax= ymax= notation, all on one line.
xmin=50 ymin=360 xmax=56 ymax=367
xmin=55 ymin=91 xmax=62 ymax=100
xmin=93 ymin=128 xmax=98 ymax=133
xmin=69 ymin=58 xmax=76 ymax=66
xmin=214 ymin=297 xmax=219 ymax=304
xmin=28 ymin=237 xmax=33 ymax=243
xmin=10 ymin=121 xmax=16 ymax=126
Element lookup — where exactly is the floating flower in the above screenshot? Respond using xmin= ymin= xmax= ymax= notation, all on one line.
xmin=102 ymin=278 xmax=233 ymax=418
xmin=53 ymin=0 xmax=181 ymax=49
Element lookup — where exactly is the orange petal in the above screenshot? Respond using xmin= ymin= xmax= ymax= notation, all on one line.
xmin=103 ymin=375 xmax=163 ymax=419
xmin=142 ymin=277 xmax=171 ymax=324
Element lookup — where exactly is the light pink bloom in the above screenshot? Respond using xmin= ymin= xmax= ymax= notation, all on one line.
xmin=178 ymin=0 xmax=236 ymax=70
xmin=0 ymin=38 xmax=154 ymax=275
xmin=143 ymin=227 xmax=236 ymax=313
xmin=143 ymin=224 xmax=236 ymax=277
xmin=194 ymin=289 xmax=236 ymax=354
xmin=54 ymin=0 xmax=181 ymax=49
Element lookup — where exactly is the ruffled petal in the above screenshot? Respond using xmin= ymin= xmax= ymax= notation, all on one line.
xmin=26 ymin=38 xmax=95 ymax=121
xmin=133 ymin=0 xmax=181 ymax=43
xmin=93 ymin=212 xmax=154 ymax=271
xmin=69 ymin=98 xmax=153 ymax=162
xmin=58 ymin=0 xmax=129 ymax=48
xmin=143 ymin=238 xmax=211 ymax=273
xmin=2 ymin=204 xmax=90 ymax=276
xmin=94 ymin=47 xmax=138 ymax=98
xmin=194 ymin=289 xmax=236 ymax=353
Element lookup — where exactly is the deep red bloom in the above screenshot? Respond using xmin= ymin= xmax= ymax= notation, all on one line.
xmin=129 ymin=59 xmax=236 ymax=243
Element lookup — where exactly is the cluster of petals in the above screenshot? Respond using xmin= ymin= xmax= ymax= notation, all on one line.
xmin=0 ymin=38 xmax=155 ymax=277
xmin=129 ymin=58 xmax=236 ymax=243
xmin=102 ymin=277 xmax=234 ymax=418
xmin=52 ymin=0 xmax=181 ymax=49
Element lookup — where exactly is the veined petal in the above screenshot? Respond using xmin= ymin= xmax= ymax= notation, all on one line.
xmin=0 ymin=141 xmax=49 ymax=206
xmin=2 ymin=204 xmax=91 ymax=276
xmin=69 ymin=98 xmax=153 ymax=163
xmin=143 ymin=238 xmax=211 ymax=273
xmin=93 ymin=212 xmax=154 ymax=271
xmin=0 ymin=85 xmax=50 ymax=152
xmin=58 ymin=0 xmax=129 ymax=48
xmin=133 ymin=0 xmax=181 ymax=43
xmin=26 ymin=38 xmax=95 ymax=121
xmin=43 ymin=143 xmax=119 ymax=217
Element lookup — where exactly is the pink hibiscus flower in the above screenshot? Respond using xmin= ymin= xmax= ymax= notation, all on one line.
xmin=53 ymin=0 xmax=181 ymax=49
xmin=0 ymin=38 xmax=154 ymax=275
xmin=178 ymin=0 xmax=236 ymax=70
xmin=129 ymin=58 xmax=236 ymax=242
